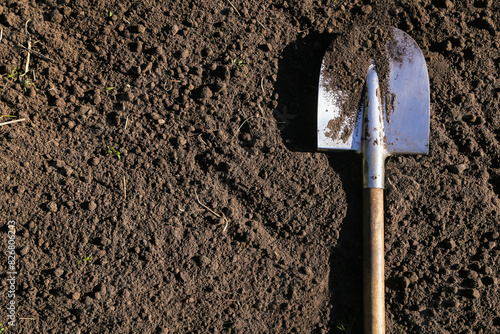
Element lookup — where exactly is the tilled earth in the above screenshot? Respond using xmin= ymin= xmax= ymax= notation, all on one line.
xmin=0 ymin=0 xmax=499 ymax=333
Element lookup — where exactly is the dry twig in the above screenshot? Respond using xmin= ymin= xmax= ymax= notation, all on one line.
xmin=0 ymin=118 xmax=26 ymax=126
xmin=234 ymin=115 xmax=273 ymax=137
xmin=18 ymin=44 xmax=55 ymax=63
xmin=194 ymin=189 xmax=221 ymax=218
xmin=24 ymin=38 xmax=31 ymax=75
xmin=226 ymin=0 xmax=242 ymax=16
xmin=256 ymin=19 xmax=267 ymax=30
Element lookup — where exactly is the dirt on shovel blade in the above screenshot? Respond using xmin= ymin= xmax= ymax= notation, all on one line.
xmin=0 ymin=0 xmax=499 ymax=333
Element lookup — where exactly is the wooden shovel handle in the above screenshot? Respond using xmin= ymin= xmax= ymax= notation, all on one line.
xmin=363 ymin=188 xmax=385 ymax=334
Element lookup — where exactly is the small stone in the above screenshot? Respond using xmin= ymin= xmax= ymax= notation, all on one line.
xmin=198 ymin=86 xmax=213 ymax=99
xmin=50 ymin=10 xmax=63 ymax=24
xmin=485 ymin=241 xmax=496 ymax=249
xmin=475 ymin=17 xmax=495 ymax=31
xmin=92 ymin=94 xmax=102 ymax=104
xmin=54 ymin=268 xmax=64 ymax=277
xmin=95 ymin=237 xmax=111 ymax=246
xmin=170 ymin=24 xmax=179 ymax=35
xmin=55 ymin=159 xmax=65 ymax=168
xmin=178 ymin=271 xmax=188 ymax=283
xmin=299 ymin=266 xmax=313 ymax=276
xmin=462 ymin=288 xmax=480 ymax=299
xmin=443 ymin=238 xmax=456 ymax=249
xmin=89 ymin=157 xmax=100 ymax=166
xmin=179 ymin=49 xmax=190 ymax=60
xmin=14 ymin=185 xmax=25 ymax=194
xmin=131 ymin=24 xmax=146 ymax=34
xmin=444 ymin=0 xmax=454 ymax=9
xmin=55 ymin=98 xmax=66 ymax=107
xmin=406 ymin=272 xmax=419 ymax=283
xmin=361 ymin=5 xmax=372 ymax=14
xmin=280 ymin=302 xmax=291 ymax=311
xmin=449 ymin=164 xmax=467 ymax=174
xmin=129 ymin=41 xmax=143 ymax=52
xmin=61 ymin=165 xmax=73 ymax=176
xmin=20 ymin=245 xmax=29 ymax=256
xmin=177 ymin=136 xmax=187 ymax=146
xmin=194 ymin=255 xmax=211 ymax=267
xmin=88 ymin=201 xmax=97 ymax=211
xmin=484 ymin=231 xmax=499 ymax=240
xmin=26 ymin=87 xmax=36 ymax=98
xmin=72 ymin=292 xmax=81 ymax=300
xmin=47 ymin=201 xmax=58 ymax=212
xmin=402 ymin=277 xmax=411 ymax=289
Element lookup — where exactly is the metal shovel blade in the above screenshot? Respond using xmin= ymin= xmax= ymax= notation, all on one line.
xmin=317 ymin=27 xmax=430 ymax=334
xmin=317 ymin=27 xmax=430 ymax=155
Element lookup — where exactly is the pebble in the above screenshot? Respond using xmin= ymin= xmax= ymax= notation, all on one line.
xmin=89 ymin=157 xmax=100 ymax=166
xmin=180 ymin=49 xmax=190 ymax=61
xmin=55 ymin=97 xmax=66 ymax=107
xmin=72 ymin=292 xmax=81 ymax=300
xmin=92 ymin=94 xmax=101 ymax=104
xmin=177 ymin=136 xmax=187 ymax=146
xmin=88 ymin=201 xmax=97 ymax=211
xmin=14 ymin=185 xmax=25 ymax=194
xmin=20 ymin=245 xmax=29 ymax=256
xmin=462 ymin=288 xmax=480 ymax=299
xmin=95 ymin=237 xmax=111 ymax=246
xmin=170 ymin=24 xmax=179 ymax=35
xmin=442 ymin=238 xmax=456 ymax=249
xmin=54 ymin=268 xmax=64 ymax=277
xmin=194 ymin=255 xmax=211 ymax=267
xmin=449 ymin=163 xmax=467 ymax=174
xmin=26 ymin=87 xmax=36 ymax=98
xmin=475 ymin=17 xmax=495 ymax=30
xmin=54 ymin=159 xmax=65 ymax=168
xmin=131 ymin=24 xmax=146 ymax=34
xmin=130 ymin=41 xmax=143 ymax=53
xmin=361 ymin=5 xmax=372 ymax=14
xmin=484 ymin=231 xmax=499 ymax=240
xmin=198 ymin=86 xmax=213 ymax=99
xmin=47 ymin=201 xmax=58 ymax=212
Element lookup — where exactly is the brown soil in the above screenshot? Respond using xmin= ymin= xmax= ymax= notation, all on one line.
xmin=0 ymin=0 xmax=499 ymax=333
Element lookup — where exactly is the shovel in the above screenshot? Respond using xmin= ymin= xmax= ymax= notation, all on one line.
xmin=317 ymin=27 xmax=430 ymax=334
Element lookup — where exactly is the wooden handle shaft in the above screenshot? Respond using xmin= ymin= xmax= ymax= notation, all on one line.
xmin=363 ymin=188 xmax=385 ymax=334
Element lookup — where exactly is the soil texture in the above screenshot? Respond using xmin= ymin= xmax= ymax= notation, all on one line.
xmin=1 ymin=0 xmax=500 ymax=333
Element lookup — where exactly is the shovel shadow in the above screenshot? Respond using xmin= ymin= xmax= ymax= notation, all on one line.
xmin=273 ymin=32 xmax=365 ymax=332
